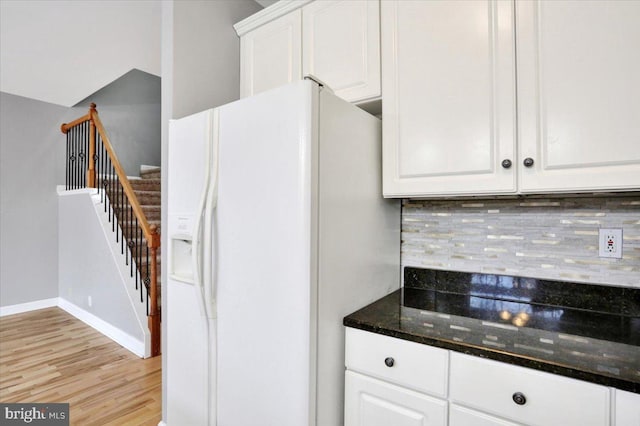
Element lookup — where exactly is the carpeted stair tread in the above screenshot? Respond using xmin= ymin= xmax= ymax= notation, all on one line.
xmin=140 ymin=168 xmax=161 ymax=180
xmin=133 ymin=190 xmax=161 ymax=205
xmin=129 ymin=178 xmax=161 ymax=191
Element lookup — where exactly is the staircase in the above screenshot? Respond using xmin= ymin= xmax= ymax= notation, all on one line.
xmin=127 ymin=168 xmax=162 ymax=313
xmin=61 ymin=104 xmax=161 ymax=357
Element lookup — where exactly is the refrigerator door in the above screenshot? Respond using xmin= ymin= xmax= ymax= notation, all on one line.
xmin=215 ymin=81 xmax=317 ymax=426
xmin=167 ymin=110 xmax=214 ymax=426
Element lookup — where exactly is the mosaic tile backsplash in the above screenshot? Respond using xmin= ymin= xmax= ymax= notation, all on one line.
xmin=401 ymin=196 xmax=640 ymax=288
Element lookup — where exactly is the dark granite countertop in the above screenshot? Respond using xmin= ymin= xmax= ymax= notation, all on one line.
xmin=344 ymin=267 xmax=640 ymax=393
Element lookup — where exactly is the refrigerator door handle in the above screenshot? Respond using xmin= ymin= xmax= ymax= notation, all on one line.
xmin=192 ymin=110 xmax=214 ymax=318
xmin=202 ymin=109 xmax=220 ymax=319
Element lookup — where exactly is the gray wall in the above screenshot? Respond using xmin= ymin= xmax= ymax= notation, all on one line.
xmin=58 ymin=190 xmax=146 ymax=351
xmin=0 ymin=92 xmax=69 ymax=306
xmin=171 ymin=0 xmax=262 ymax=118
xmin=160 ymin=0 xmax=262 ymax=420
xmin=74 ymin=69 xmax=161 ymax=177
xmin=402 ymin=196 xmax=640 ymax=288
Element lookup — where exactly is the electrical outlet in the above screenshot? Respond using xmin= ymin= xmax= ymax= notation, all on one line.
xmin=599 ymin=228 xmax=623 ymax=259
xmin=88 ymin=296 xmax=93 ymax=307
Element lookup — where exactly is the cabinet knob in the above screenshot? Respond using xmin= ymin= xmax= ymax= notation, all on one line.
xmin=384 ymin=357 xmax=395 ymax=367
xmin=501 ymin=159 xmax=512 ymax=169
xmin=512 ymin=392 xmax=527 ymax=405
xmin=523 ymin=157 xmax=535 ymax=167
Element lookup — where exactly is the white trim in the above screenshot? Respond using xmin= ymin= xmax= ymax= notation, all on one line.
xmin=233 ymin=0 xmax=312 ymax=36
xmin=58 ymin=298 xmax=146 ymax=358
xmin=56 ymin=185 xmax=94 ymax=196
xmin=157 ymin=421 xmax=167 ymax=426
xmin=0 ymin=297 xmax=59 ymax=317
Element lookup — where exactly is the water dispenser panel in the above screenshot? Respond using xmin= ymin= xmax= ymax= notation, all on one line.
xmin=170 ymin=236 xmax=194 ymax=284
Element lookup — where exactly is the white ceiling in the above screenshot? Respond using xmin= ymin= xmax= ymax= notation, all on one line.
xmin=0 ymin=0 xmax=161 ymax=107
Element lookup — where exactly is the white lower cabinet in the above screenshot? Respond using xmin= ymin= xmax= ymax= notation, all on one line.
xmin=614 ymin=389 xmax=640 ymax=426
xmin=449 ymin=352 xmax=610 ymax=426
xmin=345 ymin=328 xmax=638 ymax=426
xmin=345 ymin=371 xmax=447 ymax=426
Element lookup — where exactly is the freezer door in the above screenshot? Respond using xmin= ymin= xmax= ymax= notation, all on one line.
xmin=167 ymin=109 xmax=214 ymax=426
xmin=215 ymin=81 xmax=317 ymax=426
xmin=167 ymin=109 xmax=212 ymax=220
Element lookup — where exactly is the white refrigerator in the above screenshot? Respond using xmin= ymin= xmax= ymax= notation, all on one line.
xmin=166 ymin=80 xmax=399 ymax=426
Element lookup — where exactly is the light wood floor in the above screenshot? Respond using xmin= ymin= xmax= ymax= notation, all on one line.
xmin=0 ymin=308 xmax=161 ymax=425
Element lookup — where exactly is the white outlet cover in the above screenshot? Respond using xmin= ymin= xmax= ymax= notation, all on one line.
xmin=599 ymin=228 xmax=623 ymax=259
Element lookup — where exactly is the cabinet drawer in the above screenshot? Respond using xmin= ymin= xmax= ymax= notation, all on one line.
xmin=450 ymin=352 xmax=610 ymax=426
xmin=345 ymin=327 xmax=449 ymax=397
xmin=450 ymin=404 xmax=519 ymax=426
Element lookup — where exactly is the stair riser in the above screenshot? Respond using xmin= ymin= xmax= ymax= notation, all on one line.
xmin=134 ymin=192 xmax=161 ymax=205
xmin=141 ymin=170 xmax=161 ymax=180
xmin=129 ymin=181 xmax=161 ymax=192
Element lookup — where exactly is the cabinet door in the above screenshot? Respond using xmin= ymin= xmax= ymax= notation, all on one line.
xmin=614 ymin=389 xmax=640 ymax=426
xmin=240 ymin=10 xmax=301 ymax=98
xmin=302 ymin=0 xmax=380 ymax=103
xmin=382 ymin=0 xmax=516 ymax=197
xmin=517 ymin=0 xmax=640 ymax=193
xmin=450 ymin=404 xmax=519 ymax=426
xmin=345 ymin=371 xmax=447 ymax=426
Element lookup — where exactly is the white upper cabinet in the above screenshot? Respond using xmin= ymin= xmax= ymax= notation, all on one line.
xmin=302 ymin=0 xmax=380 ymax=103
xmin=236 ymin=0 xmax=380 ymax=104
xmin=383 ymin=0 xmax=640 ymax=198
xmin=239 ymin=9 xmax=302 ymax=98
xmin=516 ymin=0 xmax=640 ymax=193
xmin=382 ymin=0 xmax=517 ymax=197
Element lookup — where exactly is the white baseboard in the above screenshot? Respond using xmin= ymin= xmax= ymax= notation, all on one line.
xmin=0 ymin=298 xmax=59 ymax=317
xmin=58 ymin=298 xmax=145 ymax=358
xmin=157 ymin=421 xmax=167 ymax=426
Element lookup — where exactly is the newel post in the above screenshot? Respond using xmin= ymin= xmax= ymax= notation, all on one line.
xmin=87 ymin=103 xmax=97 ymax=188
xmin=148 ymin=224 xmax=161 ymax=357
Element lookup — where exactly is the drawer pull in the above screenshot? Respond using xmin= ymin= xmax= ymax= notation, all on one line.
xmin=512 ymin=392 xmax=527 ymax=406
xmin=384 ymin=357 xmax=395 ymax=367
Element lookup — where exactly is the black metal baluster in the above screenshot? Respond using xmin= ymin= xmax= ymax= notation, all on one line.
xmin=79 ymin=123 xmax=83 ymax=188
xmin=120 ymin=181 xmax=124 ymax=251
xmin=75 ymin=126 xmax=80 ymax=188
xmin=96 ymin=139 xmax=104 ymax=204
xmin=80 ymin=125 xmax=84 ymax=187
xmin=115 ymin=176 xmax=120 ymax=242
xmin=83 ymin=121 xmax=88 ymax=187
xmin=65 ymin=131 xmax=69 ymax=190
xmin=128 ymin=207 xmax=133 ymax=270
xmin=96 ymin=137 xmax=104 ymax=204
xmin=74 ymin=127 xmax=79 ymax=189
xmin=70 ymin=127 xmax=75 ymax=189
xmin=137 ymin=219 xmax=141 ymax=278
xmin=106 ymin=158 xmax=110 ymax=218
xmin=144 ymin=244 xmax=149 ymax=304
xmin=111 ymin=163 xmax=115 ymax=225
xmin=94 ymin=135 xmax=99 ymax=194
xmin=70 ymin=127 xmax=74 ymax=189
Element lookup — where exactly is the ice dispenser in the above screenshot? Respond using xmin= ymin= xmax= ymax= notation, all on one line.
xmin=170 ymin=236 xmax=195 ymax=283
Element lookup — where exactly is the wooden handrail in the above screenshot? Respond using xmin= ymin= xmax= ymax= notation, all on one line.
xmin=60 ymin=112 xmax=91 ymax=134
xmin=89 ymin=109 xmax=160 ymax=249
xmin=61 ymin=104 xmax=160 ymax=357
